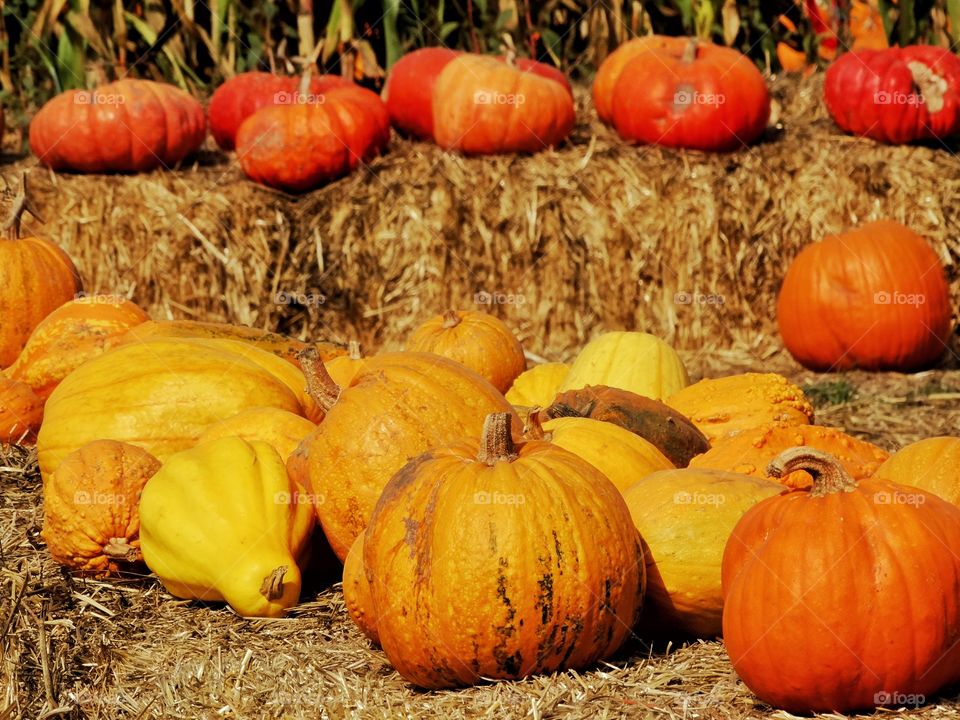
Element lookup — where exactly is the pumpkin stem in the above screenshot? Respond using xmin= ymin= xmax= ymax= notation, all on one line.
xmin=478 ymin=412 xmax=518 ymax=465
xmin=3 ymin=173 xmax=44 ymax=241
xmin=442 ymin=310 xmax=462 ymax=329
xmin=297 ymin=347 xmax=342 ymax=411
xmin=347 ymin=340 xmax=362 ymax=360
xmin=682 ymin=37 xmax=699 ymax=63
xmin=907 ymin=61 xmax=946 ymax=113
xmin=522 ymin=407 xmax=548 ymax=440
xmin=259 ymin=565 xmax=288 ymax=601
xmin=102 ymin=538 xmax=140 ymax=563
xmin=767 ymin=447 xmax=858 ymax=497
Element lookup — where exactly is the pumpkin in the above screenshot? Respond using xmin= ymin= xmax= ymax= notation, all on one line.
xmin=208 ymin=71 xmax=351 ymax=150
xmin=8 ymin=296 xmax=149 ymax=399
xmin=525 ymin=413 xmax=673 ymax=492
xmin=298 ymin=348 xmax=517 ymax=560
xmin=41 ymin=440 xmax=161 ymax=576
xmin=37 ymin=338 xmax=321 ymax=479
xmin=30 ymin=79 xmax=206 ymax=172
xmin=120 ymin=319 xmax=347 ymax=366
xmin=0 ymin=180 xmax=83 ymax=368
xmin=196 ymin=406 xmax=317 ymax=462
xmin=875 ymin=437 xmax=960 ymax=505
xmin=325 ymin=340 xmax=367 ymax=388
xmin=236 ymin=84 xmax=390 ymax=192
xmin=666 ymin=373 xmax=814 ymax=443
xmin=505 ymin=362 xmax=569 ymax=407
xmin=559 ymin=331 xmax=689 ymax=401
xmin=139 ymin=437 xmax=315 ymax=618
xmin=689 ymin=423 xmax=889 ymax=489
xmin=623 ymin=468 xmax=782 ymax=638
xmin=542 ymin=385 xmax=709 ymax=467
xmin=597 ymin=37 xmax=770 ymax=151
xmin=405 ymin=310 xmax=526 ymax=393
xmin=432 ymin=54 xmax=575 ymax=154
xmin=383 ymin=47 xmax=461 ymax=139
xmin=593 ymin=35 xmax=684 ymax=122
xmin=343 ymin=534 xmax=380 ymax=645
xmin=0 ymin=376 xmax=44 ymax=444
xmin=363 ymin=412 xmax=645 ymax=688
xmin=777 ymin=221 xmax=952 ymax=371
xmin=722 ymin=448 xmax=960 ymax=713
xmin=825 ymin=46 xmax=960 ymax=144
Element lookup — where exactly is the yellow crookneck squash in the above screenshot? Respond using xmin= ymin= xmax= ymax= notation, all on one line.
xmin=138 ymin=437 xmax=315 ymax=618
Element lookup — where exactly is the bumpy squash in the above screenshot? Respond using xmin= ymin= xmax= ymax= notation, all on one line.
xmin=666 ymin=373 xmax=814 ymax=443
xmin=505 ymin=362 xmax=569 ymax=407
xmin=875 ymin=437 xmax=960 ymax=505
xmin=139 ymin=438 xmax=315 ymax=618
xmin=0 ymin=376 xmax=43 ymax=444
xmin=41 ymin=441 xmax=161 ymax=575
xmin=623 ymin=468 xmax=783 ymax=638
xmin=559 ymin=331 xmax=689 ymax=400
xmin=196 ymin=407 xmax=317 ymax=462
xmin=343 ymin=534 xmax=380 ymax=644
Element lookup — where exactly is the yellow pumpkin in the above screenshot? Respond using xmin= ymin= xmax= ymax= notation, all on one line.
xmin=623 ymin=468 xmax=783 ymax=638
xmin=196 ymin=407 xmax=317 ymax=462
xmin=666 ymin=373 xmax=814 ymax=443
xmin=138 ymin=437 xmax=315 ymax=618
xmin=505 ymin=362 xmax=570 ymax=407
xmin=875 ymin=437 xmax=960 ymax=505
xmin=559 ymin=331 xmax=688 ymax=400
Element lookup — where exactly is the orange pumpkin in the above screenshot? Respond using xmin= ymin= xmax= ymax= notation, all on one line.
xmin=405 ymin=310 xmax=526 ymax=394
xmin=325 ymin=340 xmax=367 ymax=388
xmin=0 ymin=376 xmax=44 ymax=444
xmin=777 ymin=221 xmax=953 ymax=371
xmin=8 ymin=296 xmax=149 ymax=399
xmin=593 ymin=36 xmax=679 ymax=122
xmin=342 ymin=534 xmax=380 ymax=645
xmin=875 ymin=437 xmax=960 ymax=506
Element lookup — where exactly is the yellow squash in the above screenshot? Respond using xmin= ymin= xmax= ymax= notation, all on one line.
xmin=875 ymin=436 xmax=960 ymax=505
xmin=139 ymin=437 xmax=315 ymax=618
xmin=505 ymin=362 xmax=570 ymax=407
xmin=196 ymin=406 xmax=317 ymax=462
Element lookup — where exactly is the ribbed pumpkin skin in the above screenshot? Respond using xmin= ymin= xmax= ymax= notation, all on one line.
xmin=139 ymin=438 xmax=315 ymax=618
xmin=623 ymin=468 xmax=782 ymax=638
xmin=592 ymin=36 xmax=682 ymax=122
xmin=505 ymin=362 xmax=569 ymax=407
xmin=41 ymin=441 xmax=161 ymax=576
xmin=875 ymin=437 xmax=960 ymax=505
xmin=306 ymin=352 xmax=516 ymax=560
xmin=432 ymin=55 xmax=575 ymax=154
xmin=343 ymin=534 xmax=380 ymax=645
xmin=196 ymin=407 xmax=317 ymax=462
xmin=0 ymin=376 xmax=44 ymax=444
xmin=722 ymin=452 xmax=960 ymax=714
xmin=559 ymin=331 xmax=689 ymax=401
xmin=405 ymin=310 xmax=526 ymax=393
xmin=689 ymin=423 xmax=889 ymax=489
xmin=363 ymin=432 xmax=645 ymax=688
xmin=666 ymin=373 xmax=814 ymax=443
xmin=0 ymin=234 xmax=82 ymax=369
xmin=8 ymin=297 xmax=148 ymax=399
xmin=383 ymin=47 xmax=460 ymax=139
xmin=29 ymin=79 xmax=206 ymax=172
xmin=777 ymin=221 xmax=952 ymax=371
xmin=37 ymin=338 xmax=311 ymax=479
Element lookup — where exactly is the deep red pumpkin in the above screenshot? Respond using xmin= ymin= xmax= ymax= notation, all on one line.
xmin=208 ymin=71 xmax=351 ymax=150
xmin=825 ymin=46 xmax=960 ymax=144
xmin=29 ymin=79 xmax=207 ymax=173
xmin=383 ymin=48 xmax=461 ymax=139
xmin=235 ymin=84 xmax=390 ymax=192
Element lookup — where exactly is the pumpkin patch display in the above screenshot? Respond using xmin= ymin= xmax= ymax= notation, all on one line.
xmin=723 ymin=448 xmax=960 ymax=713
xmin=29 ymin=79 xmax=206 ymax=173
xmin=777 ymin=221 xmax=952 ymax=371
xmin=41 ymin=440 xmax=161 ymax=576
xmin=0 ymin=376 xmax=44 ymax=444
xmin=825 ymin=46 xmax=960 ymax=144
xmin=139 ymin=437 xmax=315 ymax=618
xmin=405 ymin=310 xmax=526 ymax=393
xmin=505 ymin=362 xmax=569 ymax=407
xmin=875 ymin=436 xmax=960 ymax=506
xmin=359 ymin=412 xmax=645 ymax=688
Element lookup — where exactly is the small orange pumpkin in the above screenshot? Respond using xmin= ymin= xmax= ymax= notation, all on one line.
xmin=0 ymin=376 xmax=44 ymax=444
xmin=325 ymin=341 xmax=367 ymax=388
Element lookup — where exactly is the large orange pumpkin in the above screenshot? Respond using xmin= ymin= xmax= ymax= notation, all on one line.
xmin=722 ymin=448 xmax=960 ymax=713
xmin=29 ymin=79 xmax=207 ymax=172
xmin=777 ymin=221 xmax=952 ymax=371
xmin=0 ymin=376 xmax=44 ymax=444
xmin=875 ymin=436 xmax=960 ymax=506
xmin=362 ymin=412 xmax=645 ymax=688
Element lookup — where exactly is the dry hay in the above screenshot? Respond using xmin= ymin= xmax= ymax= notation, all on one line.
xmin=4 ymin=358 xmax=960 ymax=719
xmin=2 ymin=73 xmax=958 ymax=361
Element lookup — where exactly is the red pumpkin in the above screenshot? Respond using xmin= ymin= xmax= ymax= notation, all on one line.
xmin=208 ymin=71 xmax=351 ymax=150
xmin=777 ymin=220 xmax=952 ymax=371
xmin=29 ymin=79 xmax=207 ymax=173
xmin=236 ymin=85 xmax=390 ymax=192
xmin=597 ymin=37 xmax=770 ymax=151
xmin=825 ymin=46 xmax=960 ymax=144
xmin=383 ymin=48 xmax=461 ymax=139
xmin=593 ymin=36 xmax=680 ymax=122
xmin=432 ymin=54 xmax=575 ymax=154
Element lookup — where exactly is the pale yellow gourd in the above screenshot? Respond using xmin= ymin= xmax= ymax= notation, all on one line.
xmin=505 ymin=362 xmax=569 ymax=407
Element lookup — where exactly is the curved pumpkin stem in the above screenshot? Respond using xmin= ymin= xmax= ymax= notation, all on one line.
xmin=682 ymin=37 xmax=699 ymax=64
xmin=478 ymin=412 xmax=518 ymax=465
xmin=3 ymin=173 xmax=44 ymax=241
xmin=259 ymin=565 xmax=288 ymax=601
xmin=767 ymin=447 xmax=858 ymax=497
xmin=522 ymin=407 xmax=548 ymax=440
xmin=347 ymin=340 xmax=362 ymax=360
xmin=297 ymin=347 xmax=342 ymax=411
xmin=442 ymin=310 xmax=462 ymax=329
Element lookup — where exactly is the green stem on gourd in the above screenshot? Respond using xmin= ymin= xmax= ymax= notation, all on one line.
xmin=442 ymin=310 xmax=462 ymax=329
xmin=478 ymin=412 xmax=519 ymax=465
xmin=297 ymin=347 xmax=342 ymax=411
xmin=259 ymin=565 xmax=288 ymax=601
xmin=766 ymin=447 xmax=858 ymax=497
xmin=3 ymin=173 xmax=44 ymax=241
xmin=682 ymin=37 xmax=699 ymax=64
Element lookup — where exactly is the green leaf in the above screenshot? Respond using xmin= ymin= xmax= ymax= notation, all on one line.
xmin=440 ymin=20 xmax=459 ymax=41
xmin=56 ymin=25 xmax=86 ymax=89
xmin=899 ymin=0 xmax=917 ymax=44
xmin=948 ymin=0 xmax=960 ymax=44
xmin=494 ymin=8 xmax=514 ymax=32
xmin=383 ymin=0 xmax=401 ymax=67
